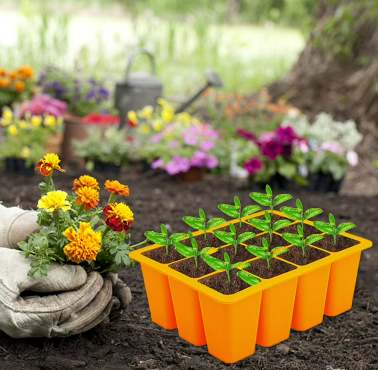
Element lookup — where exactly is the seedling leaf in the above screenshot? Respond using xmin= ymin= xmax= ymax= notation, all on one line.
xmin=213 ymin=231 xmax=235 ymax=245
xmin=280 ymin=206 xmax=301 ymax=220
xmin=199 ymin=209 xmax=206 ymax=221
xmin=296 ymin=199 xmax=303 ymax=211
xmin=313 ymin=221 xmax=334 ymax=235
xmin=207 ymin=218 xmax=226 ymax=229
xmin=281 ymin=233 xmax=303 ymax=247
xmin=237 ymin=271 xmax=261 ymax=286
xmin=241 ymin=205 xmax=261 ymax=218
xmin=249 ymin=193 xmax=271 ymax=206
xmin=304 ymin=208 xmax=323 ymax=220
xmin=329 ymin=213 xmax=336 ymax=225
xmin=234 ymin=196 xmax=241 ymax=209
xmin=266 ymin=185 xmax=273 ymax=197
xmin=246 ymin=245 xmax=268 ymax=259
xmin=274 ymin=248 xmax=289 ymax=257
xmin=272 ymin=220 xmax=292 ymax=232
xmin=170 ymin=233 xmax=187 ymax=242
xmin=174 ymin=242 xmax=194 ymax=258
xmin=224 ymin=253 xmax=231 ymax=263
xmin=183 ymin=216 xmax=204 ymax=231
xmin=145 ymin=232 xmax=166 ymax=245
xmin=161 ymin=224 xmax=168 ymax=236
xmin=218 ymin=204 xmax=239 ymax=218
xmin=273 ymin=194 xmax=293 ymax=207
xmin=238 ymin=232 xmax=256 ymax=244
xmin=305 ymin=234 xmax=324 ymax=246
xmin=336 ymin=223 xmax=356 ymax=234
xmin=248 ymin=219 xmax=270 ymax=232
xmin=202 ymin=254 xmax=226 ymax=270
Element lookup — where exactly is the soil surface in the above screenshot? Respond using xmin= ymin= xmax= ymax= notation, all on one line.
xmin=245 ymin=258 xmax=297 ymax=279
xmin=280 ymin=246 xmax=330 ymax=266
xmin=143 ymin=244 xmax=185 ymax=264
xmin=280 ymin=223 xmax=321 ymax=238
xmin=0 ymin=168 xmax=377 ymax=370
xmin=169 ymin=255 xmax=215 ymax=278
xmin=180 ymin=232 xmax=223 ymax=250
xmin=313 ymin=234 xmax=360 ymax=253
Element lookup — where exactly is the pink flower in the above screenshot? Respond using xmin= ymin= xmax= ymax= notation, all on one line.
xmin=205 ymin=155 xmax=218 ymax=169
xmin=166 ymin=156 xmax=191 ymax=175
xmin=237 ymin=129 xmax=255 ymax=140
xmin=169 ymin=140 xmax=179 ymax=148
xmin=152 ymin=134 xmax=163 ymax=143
xmin=151 ymin=158 xmax=164 ymax=169
xmin=259 ymin=131 xmax=277 ymax=143
xmin=200 ymin=140 xmax=215 ymax=152
xmin=298 ymin=140 xmax=309 ymax=153
xmin=244 ymin=157 xmax=263 ymax=175
xmin=191 ymin=151 xmax=208 ymax=167
xmin=321 ymin=142 xmax=345 ymax=156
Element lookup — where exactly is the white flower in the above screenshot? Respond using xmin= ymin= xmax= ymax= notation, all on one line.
xmin=346 ymin=151 xmax=358 ymax=166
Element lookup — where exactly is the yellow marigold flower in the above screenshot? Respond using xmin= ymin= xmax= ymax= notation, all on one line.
xmin=141 ymin=124 xmax=150 ymax=134
xmin=75 ymin=186 xmax=99 ymax=210
xmin=44 ymin=115 xmax=56 ymax=127
xmin=2 ymin=108 xmax=12 ymax=121
xmin=18 ymin=120 xmax=28 ymax=129
xmin=104 ymin=180 xmax=129 ymax=197
xmin=152 ymin=119 xmax=164 ymax=132
xmin=8 ymin=124 xmax=18 ymax=136
xmin=138 ymin=105 xmax=153 ymax=119
xmin=38 ymin=190 xmax=71 ymax=212
xmin=35 ymin=153 xmax=65 ymax=176
xmin=104 ymin=203 xmax=134 ymax=232
xmin=21 ymin=147 xmax=30 ymax=158
xmin=157 ymin=98 xmax=169 ymax=107
xmin=31 ymin=116 xmax=42 ymax=127
xmin=161 ymin=108 xmax=175 ymax=123
xmin=127 ymin=110 xmax=138 ymax=126
xmin=63 ymin=223 xmax=101 ymax=264
xmin=73 ymin=175 xmax=100 ymax=191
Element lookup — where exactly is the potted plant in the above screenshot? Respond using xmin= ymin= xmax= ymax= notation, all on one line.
xmin=130 ymin=186 xmax=372 ymax=363
xmin=37 ymin=67 xmax=115 ymax=164
xmin=72 ymin=126 xmax=130 ymax=174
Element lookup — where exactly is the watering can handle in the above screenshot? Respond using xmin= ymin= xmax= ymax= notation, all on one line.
xmin=125 ymin=49 xmax=156 ymax=78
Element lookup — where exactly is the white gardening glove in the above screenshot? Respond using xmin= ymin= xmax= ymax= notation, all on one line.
xmin=0 ymin=204 xmax=132 ymax=338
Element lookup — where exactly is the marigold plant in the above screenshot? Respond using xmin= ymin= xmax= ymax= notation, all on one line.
xmin=18 ymin=153 xmax=147 ymax=278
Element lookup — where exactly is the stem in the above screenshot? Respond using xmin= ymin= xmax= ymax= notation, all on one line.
xmin=53 ymin=209 xmax=60 ymax=233
xmin=267 ymin=257 xmax=270 ymax=270
xmin=130 ymin=238 xmax=149 ymax=249
xmin=194 ymin=252 xmax=198 ymax=270
xmin=301 ymin=213 xmax=304 ymax=230
xmin=102 ymin=227 xmax=111 ymax=240
xmin=51 ymin=177 xmax=55 ymax=191
xmin=45 ymin=174 xmax=52 ymax=194
xmin=302 ymin=241 xmax=305 ymax=258
xmin=234 ymin=240 xmax=238 ymax=256
xmin=269 ymin=229 xmax=273 ymax=245
xmin=334 ymin=233 xmax=337 ymax=247
xmin=165 ymin=242 xmax=169 ymax=257
xmin=78 ymin=203 xmax=85 ymax=215
xmin=226 ymin=266 xmax=231 ymax=285
xmin=239 ymin=214 xmax=242 ymax=229
xmin=204 ymin=224 xmax=207 ymax=241
xmin=270 ymin=203 xmax=274 ymax=215
xmin=108 ymin=193 xmax=118 ymax=204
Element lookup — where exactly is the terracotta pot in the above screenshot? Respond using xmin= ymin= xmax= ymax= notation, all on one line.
xmin=45 ymin=132 xmax=64 ymax=155
xmin=61 ymin=113 xmax=87 ymax=165
xmin=175 ymin=167 xmax=206 ymax=183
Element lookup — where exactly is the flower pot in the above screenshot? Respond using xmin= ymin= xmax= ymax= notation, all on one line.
xmin=4 ymin=158 xmax=34 ymax=176
xmin=306 ymin=173 xmax=344 ymax=194
xmin=93 ymin=161 xmax=121 ymax=174
xmin=175 ymin=167 xmax=206 ymax=183
xmin=130 ymin=211 xmax=372 ymax=363
xmin=45 ymin=131 xmax=64 ymax=155
xmin=250 ymin=173 xmax=292 ymax=192
xmin=61 ymin=113 xmax=87 ymax=165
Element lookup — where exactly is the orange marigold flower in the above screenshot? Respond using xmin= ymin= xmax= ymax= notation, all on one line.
xmin=104 ymin=203 xmax=134 ymax=232
xmin=104 ymin=180 xmax=130 ymax=197
xmin=0 ymin=68 xmax=7 ymax=77
xmin=63 ymin=222 xmax=102 ymax=264
xmin=14 ymin=80 xmax=25 ymax=92
xmin=76 ymin=186 xmax=99 ymax=210
xmin=73 ymin=175 xmax=100 ymax=191
xmin=9 ymin=71 xmax=18 ymax=79
xmin=18 ymin=66 xmax=33 ymax=79
xmin=35 ymin=153 xmax=65 ymax=176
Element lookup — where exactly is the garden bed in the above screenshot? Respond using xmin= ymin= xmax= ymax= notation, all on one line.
xmin=0 ymin=168 xmax=377 ymax=369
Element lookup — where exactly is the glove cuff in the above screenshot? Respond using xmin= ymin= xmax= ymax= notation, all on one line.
xmin=0 ymin=208 xmax=38 ymax=249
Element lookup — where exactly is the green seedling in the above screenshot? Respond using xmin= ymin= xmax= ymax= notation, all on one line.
xmin=281 ymin=199 xmax=323 ymax=230
xmin=145 ymin=224 xmax=187 ymax=256
xmin=282 ymin=225 xmax=324 ymax=258
xmin=246 ymin=238 xmax=289 ymax=269
xmin=173 ymin=237 xmax=213 ymax=270
xmin=248 ymin=210 xmax=292 ymax=245
xmin=313 ymin=213 xmax=356 ymax=247
xmin=218 ymin=196 xmax=261 ymax=228
xmin=250 ymin=184 xmax=293 ymax=215
xmin=202 ymin=252 xmax=260 ymax=286
xmin=183 ymin=208 xmax=226 ymax=241
xmin=213 ymin=223 xmax=256 ymax=256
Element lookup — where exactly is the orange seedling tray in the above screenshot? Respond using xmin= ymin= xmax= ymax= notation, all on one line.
xmin=130 ymin=211 xmax=372 ymax=363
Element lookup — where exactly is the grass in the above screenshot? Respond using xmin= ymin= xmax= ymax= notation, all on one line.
xmin=0 ymin=1 xmax=305 ymax=97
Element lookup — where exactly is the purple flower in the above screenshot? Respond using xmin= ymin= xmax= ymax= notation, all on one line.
xmin=205 ymin=155 xmax=218 ymax=169
xmin=277 ymin=126 xmax=297 ymax=144
xmin=244 ymin=157 xmax=263 ymax=175
xmin=166 ymin=156 xmax=191 ymax=175
xmin=260 ymin=140 xmax=282 ymax=160
xmin=237 ymin=129 xmax=255 ymax=141
xmin=200 ymin=140 xmax=215 ymax=151
xmin=151 ymin=158 xmax=164 ymax=169
xmin=152 ymin=134 xmax=163 ymax=143
xmin=169 ymin=140 xmax=179 ymax=148
xmin=191 ymin=151 xmax=208 ymax=167
xmin=183 ymin=133 xmax=198 ymax=146
xmin=99 ymin=88 xmax=109 ymax=98
xmin=281 ymin=144 xmax=292 ymax=157
xmin=259 ymin=131 xmax=277 ymax=143
xmin=87 ymin=90 xmax=96 ymax=100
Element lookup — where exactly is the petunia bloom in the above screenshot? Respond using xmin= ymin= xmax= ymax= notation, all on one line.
xmin=104 ymin=180 xmax=130 ymax=197
xmin=244 ymin=157 xmax=263 ymax=175
xmin=35 ymin=153 xmax=65 ymax=176
xmin=104 ymin=203 xmax=134 ymax=232
xmin=75 ymin=186 xmax=100 ymax=210
xmin=63 ymin=223 xmax=102 ymax=264
xmin=73 ymin=175 xmax=100 ymax=191
xmin=38 ymin=191 xmax=71 ymax=212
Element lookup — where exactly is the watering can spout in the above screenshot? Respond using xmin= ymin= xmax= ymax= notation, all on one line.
xmin=175 ymin=69 xmax=223 ymax=113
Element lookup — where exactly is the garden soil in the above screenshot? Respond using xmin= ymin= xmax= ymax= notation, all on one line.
xmin=0 ymin=168 xmax=377 ymax=370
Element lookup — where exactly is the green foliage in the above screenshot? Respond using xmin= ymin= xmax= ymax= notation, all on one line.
xmin=250 ymin=185 xmax=293 ymax=215
xmin=313 ymin=213 xmax=355 ymax=247
xmin=246 ymin=237 xmax=288 ymax=269
xmin=173 ymin=238 xmax=213 ymax=269
xmin=281 ymin=199 xmax=323 ymax=230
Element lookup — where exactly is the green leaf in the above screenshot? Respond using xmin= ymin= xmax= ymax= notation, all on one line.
xmin=249 ymin=193 xmax=271 ymax=206
xmin=281 ymin=233 xmax=303 ymax=247
xmin=161 ymin=224 xmax=168 ymax=236
xmin=213 ymin=231 xmax=235 ymax=245
xmin=90 ymin=215 xmax=100 ymax=228
xmin=174 ymin=242 xmax=194 ymax=258
xmin=329 ymin=213 xmax=336 ymax=226
xmin=241 ymin=205 xmax=261 ymax=218
xmin=202 ymin=254 xmax=226 ymax=271
xmin=272 ymin=220 xmax=292 ymax=232
xmin=237 ymin=271 xmax=261 ymax=286
xmin=188 ymin=231 xmax=194 ymax=239
xmin=230 ymin=261 xmax=244 ymax=269
xmin=280 ymin=207 xmax=301 ymax=220
xmin=224 ymin=253 xmax=231 ymax=263
xmin=336 ymin=223 xmax=356 ymax=234
xmin=274 ymin=248 xmax=289 ymax=257
xmin=265 ymin=211 xmax=271 ymax=221
xmin=237 ymin=232 xmax=256 ymax=244
xmin=170 ymin=233 xmax=187 ymax=242
xmin=145 ymin=231 xmax=166 ymax=245
xmin=191 ymin=238 xmax=199 ymax=250
xmin=297 ymin=225 xmax=303 ymax=236
xmin=207 ymin=218 xmax=226 ymax=229
xmin=305 ymin=234 xmax=324 ymax=246
xmin=183 ymin=216 xmax=204 ymax=231
xmin=248 ymin=219 xmax=270 ymax=232
xmin=241 ymin=262 xmax=251 ymax=269
xmin=246 ymin=245 xmax=268 ymax=259
xmin=296 ymin=199 xmax=303 ymax=211
xmin=218 ymin=204 xmax=240 ymax=218
xmin=313 ymin=221 xmax=334 ymax=235
xmin=273 ymin=194 xmax=293 ymax=207
xmin=304 ymin=208 xmax=323 ymax=220
xmin=266 ymin=185 xmax=273 ymax=197
xmin=262 ymin=238 xmax=269 ymax=250
xmin=199 ymin=209 xmax=206 ymax=221
xmin=229 ymin=223 xmax=237 ymax=235
xmin=199 ymin=247 xmax=214 ymax=255
xmin=234 ymin=196 xmax=241 ymax=209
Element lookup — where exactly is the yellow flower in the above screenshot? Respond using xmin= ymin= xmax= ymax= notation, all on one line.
xmin=8 ymin=124 xmax=18 ymax=136
xmin=139 ymin=105 xmax=153 ymax=119
xmin=57 ymin=117 xmax=64 ymax=126
xmin=18 ymin=120 xmax=28 ymax=129
xmin=176 ymin=112 xmax=191 ymax=125
xmin=35 ymin=153 xmax=65 ymax=176
xmin=0 ymin=119 xmax=10 ymax=127
xmin=31 ymin=116 xmax=42 ymax=127
xmin=75 ymin=186 xmax=100 ymax=210
xmin=21 ymin=147 xmax=30 ymax=158
xmin=127 ymin=110 xmax=138 ymax=126
xmin=152 ymin=119 xmax=164 ymax=132
xmin=162 ymin=108 xmax=175 ymax=123
xmin=157 ymin=98 xmax=169 ymax=107
xmin=141 ymin=124 xmax=150 ymax=134
xmin=44 ymin=115 xmax=56 ymax=127
xmin=63 ymin=223 xmax=102 ymax=264
xmin=37 ymin=190 xmax=71 ymax=212
xmin=73 ymin=175 xmax=100 ymax=191
xmin=2 ymin=108 xmax=12 ymax=121
xmin=104 ymin=203 xmax=134 ymax=232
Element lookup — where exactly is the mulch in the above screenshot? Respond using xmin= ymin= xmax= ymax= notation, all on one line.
xmin=0 ymin=167 xmax=377 ymax=370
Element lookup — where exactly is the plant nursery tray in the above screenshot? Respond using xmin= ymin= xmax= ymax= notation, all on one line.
xmin=129 ymin=211 xmax=372 ymax=363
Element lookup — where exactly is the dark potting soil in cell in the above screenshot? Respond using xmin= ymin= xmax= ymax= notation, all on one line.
xmin=245 ymin=257 xmax=296 ymax=279
xmin=169 ymin=255 xmax=215 ymax=278
xmin=199 ymin=269 xmax=252 ymax=295
xmin=210 ymin=244 xmax=253 ymax=264
xmin=313 ymin=234 xmax=360 ymax=252
xmin=215 ymin=221 xmax=261 ymax=236
xmin=280 ymin=246 xmax=330 ymax=266
xmin=279 ymin=223 xmax=320 ymax=238
xmin=248 ymin=233 xmax=290 ymax=249
xmin=143 ymin=244 xmax=185 ymax=264
xmin=180 ymin=232 xmax=224 ymax=250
